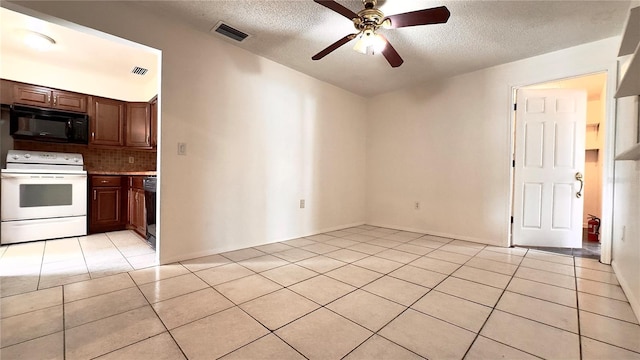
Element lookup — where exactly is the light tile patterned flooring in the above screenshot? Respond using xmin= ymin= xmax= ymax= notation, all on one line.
xmin=1 ymin=225 xmax=639 ymax=359
xmin=0 ymin=231 xmax=156 ymax=298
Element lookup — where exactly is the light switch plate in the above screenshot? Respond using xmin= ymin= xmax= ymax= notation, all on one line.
xmin=178 ymin=142 xmax=187 ymax=156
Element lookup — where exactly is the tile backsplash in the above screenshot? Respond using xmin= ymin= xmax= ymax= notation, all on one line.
xmin=14 ymin=141 xmax=156 ymax=172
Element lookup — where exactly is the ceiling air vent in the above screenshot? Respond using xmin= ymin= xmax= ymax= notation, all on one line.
xmin=131 ymin=66 xmax=148 ymax=76
xmin=211 ymin=21 xmax=251 ymax=42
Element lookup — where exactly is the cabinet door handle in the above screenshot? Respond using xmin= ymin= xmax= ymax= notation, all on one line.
xmin=53 ymin=95 xmax=57 ymax=106
xmin=92 ymin=132 xmax=95 ymax=140
xmin=93 ymin=190 xmax=97 ymax=200
xmin=47 ymin=94 xmax=51 ymax=103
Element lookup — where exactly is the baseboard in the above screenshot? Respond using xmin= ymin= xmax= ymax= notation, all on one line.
xmin=366 ymin=222 xmax=506 ymax=247
xmin=159 ymin=221 xmax=366 ymax=264
xmin=611 ymin=260 xmax=640 ymax=324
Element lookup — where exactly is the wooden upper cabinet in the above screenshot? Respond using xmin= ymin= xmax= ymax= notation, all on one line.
xmin=52 ymin=90 xmax=87 ymax=112
xmin=150 ymin=96 xmax=158 ymax=148
xmin=126 ymin=102 xmax=151 ymax=148
xmin=13 ymin=83 xmax=87 ymax=112
xmin=13 ymin=84 xmax=51 ymax=108
xmin=0 ymin=80 xmax=13 ymax=105
xmin=89 ymin=96 xmax=125 ymax=146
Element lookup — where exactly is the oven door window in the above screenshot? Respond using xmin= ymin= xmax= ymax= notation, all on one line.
xmin=20 ymin=184 xmax=73 ymax=207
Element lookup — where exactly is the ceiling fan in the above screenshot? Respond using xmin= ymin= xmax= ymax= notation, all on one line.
xmin=312 ymin=0 xmax=450 ymax=67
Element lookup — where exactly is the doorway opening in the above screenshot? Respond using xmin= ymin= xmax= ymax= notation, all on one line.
xmin=511 ymin=72 xmax=608 ymax=259
xmin=0 ymin=4 xmax=163 ymax=288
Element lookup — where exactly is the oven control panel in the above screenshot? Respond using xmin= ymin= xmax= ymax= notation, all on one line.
xmin=5 ymin=150 xmax=84 ymax=171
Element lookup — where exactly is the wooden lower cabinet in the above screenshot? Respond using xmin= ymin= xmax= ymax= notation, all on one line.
xmin=127 ymin=176 xmax=146 ymax=238
xmin=89 ymin=176 xmax=126 ymax=233
xmin=89 ymin=175 xmax=146 ymax=238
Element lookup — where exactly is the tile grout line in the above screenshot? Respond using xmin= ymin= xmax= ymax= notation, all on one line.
xmin=72 ymin=236 xmax=91 ymax=286
xmin=189 ymin=273 xmax=311 ymax=360
xmin=292 ymin=272 xmax=424 ymax=359
xmin=62 ymin=284 xmax=66 ymax=360
xmin=104 ymin=232 xmax=144 ymax=275
xmin=359 ymin=243 xmax=480 ymax=358
xmin=460 ymin=247 xmax=542 ymax=359
xmin=143 ymin=235 xmax=527 ymax=342
xmin=94 ymin=271 xmax=190 ymax=359
xmin=131 ymin=270 xmax=190 ymax=360
xmin=579 ymin=334 xmax=640 ymax=355
xmin=180 ymin=237 xmax=417 ymax=358
xmin=575 ymin=256 xmax=584 ymax=360
xmin=35 ymin=240 xmax=47 ymax=291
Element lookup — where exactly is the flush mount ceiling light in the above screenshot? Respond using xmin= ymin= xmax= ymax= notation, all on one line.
xmin=22 ymin=31 xmax=56 ymax=51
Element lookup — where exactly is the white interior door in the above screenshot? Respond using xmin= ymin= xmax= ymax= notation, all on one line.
xmin=513 ymin=89 xmax=586 ymax=247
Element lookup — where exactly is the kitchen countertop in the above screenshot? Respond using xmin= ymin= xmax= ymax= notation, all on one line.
xmin=88 ymin=171 xmax=157 ymax=176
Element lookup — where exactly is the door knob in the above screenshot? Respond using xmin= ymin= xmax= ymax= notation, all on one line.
xmin=575 ymin=172 xmax=584 ymax=198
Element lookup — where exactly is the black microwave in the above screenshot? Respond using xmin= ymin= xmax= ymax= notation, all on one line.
xmin=10 ymin=105 xmax=89 ymax=144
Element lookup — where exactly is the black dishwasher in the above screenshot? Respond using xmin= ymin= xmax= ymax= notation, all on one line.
xmin=143 ymin=177 xmax=157 ymax=249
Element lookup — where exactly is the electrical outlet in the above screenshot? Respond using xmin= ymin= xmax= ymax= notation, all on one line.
xmin=128 ymin=156 xmax=134 ymax=164
xmin=178 ymin=142 xmax=187 ymax=156
xmin=300 ymin=199 xmax=305 ymax=209
xmin=415 ymin=201 xmax=420 ymax=210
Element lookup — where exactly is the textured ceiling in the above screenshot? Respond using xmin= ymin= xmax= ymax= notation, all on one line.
xmin=137 ymin=0 xmax=631 ymax=97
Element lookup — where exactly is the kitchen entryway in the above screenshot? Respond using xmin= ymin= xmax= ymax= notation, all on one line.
xmin=0 ymin=7 xmax=161 ymax=264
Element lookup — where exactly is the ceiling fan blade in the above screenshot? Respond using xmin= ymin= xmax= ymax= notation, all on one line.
xmin=378 ymin=34 xmax=403 ymax=67
xmin=312 ymin=34 xmax=357 ymax=60
xmin=313 ymin=0 xmax=358 ymax=20
xmin=384 ymin=6 xmax=450 ymax=29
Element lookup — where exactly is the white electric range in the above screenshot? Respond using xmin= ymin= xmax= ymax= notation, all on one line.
xmin=1 ymin=150 xmax=87 ymax=244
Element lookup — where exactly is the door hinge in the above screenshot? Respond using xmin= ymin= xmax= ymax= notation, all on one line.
xmin=512 ymin=160 xmax=515 ymax=168
xmin=511 ymin=216 xmax=514 ymax=224
xmin=513 ymin=103 xmax=517 ymax=111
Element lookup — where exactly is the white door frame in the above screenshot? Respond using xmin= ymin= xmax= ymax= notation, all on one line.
xmin=508 ymin=67 xmax=618 ymax=264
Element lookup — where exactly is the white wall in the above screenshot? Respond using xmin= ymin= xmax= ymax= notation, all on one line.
xmin=612 ymin=91 xmax=640 ymax=320
xmin=366 ymin=37 xmax=620 ymax=246
xmin=0 ymin=54 xmax=156 ymax=102
xmin=9 ymin=1 xmax=368 ymax=263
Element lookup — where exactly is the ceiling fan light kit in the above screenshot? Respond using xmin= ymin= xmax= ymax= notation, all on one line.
xmin=353 ymin=30 xmax=386 ymax=55
xmin=312 ymin=0 xmax=450 ymax=68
